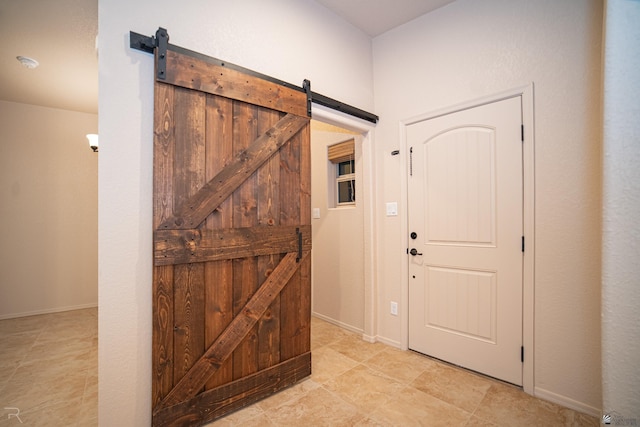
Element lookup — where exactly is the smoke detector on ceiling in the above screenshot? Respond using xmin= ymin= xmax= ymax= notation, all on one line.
xmin=16 ymin=56 xmax=39 ymax=69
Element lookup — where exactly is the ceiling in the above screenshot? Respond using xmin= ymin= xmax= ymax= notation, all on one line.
xmin=0 ymin=0 xmax=98 ymax=114
xmin=0 ymin=0 xmax=453 ymax=115
xmin=315 ymin=0 xmax=455 ymax=37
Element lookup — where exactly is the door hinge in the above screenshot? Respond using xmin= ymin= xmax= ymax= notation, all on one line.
xmin=521 ymin=124 xmax=524 ymax=142
xmin=409 ymin=147 xmax=413 ymax=176
xmin=521 ymin=346 xmax=524 ymax=362
xmin=522 ymin=236 xmax=525 ymax=252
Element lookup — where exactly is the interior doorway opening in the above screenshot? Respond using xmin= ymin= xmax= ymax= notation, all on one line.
xmin=310 ymin=105 xmax=376 ymax=341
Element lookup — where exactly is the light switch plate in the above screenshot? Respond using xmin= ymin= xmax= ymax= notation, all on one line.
xmin=312 ymin=208 xmax=321 ymax=219
xmin=386 ymin=202 xmax=398 ymax=216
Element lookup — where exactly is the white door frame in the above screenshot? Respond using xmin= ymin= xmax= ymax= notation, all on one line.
xmin=399 ymin=84 xmax=535 ymax=394
xmin=311 ymin=104 xmax=378 ymax=343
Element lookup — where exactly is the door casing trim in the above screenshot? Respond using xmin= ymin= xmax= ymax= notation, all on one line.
xmin=399 ymin=84 xmax=535 ymax=395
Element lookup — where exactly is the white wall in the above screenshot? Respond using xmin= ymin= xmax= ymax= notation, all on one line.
xmin=98 ymin=0 xmax=373 ymax=424
xmin=0 ymin=100 xmax=98 ymax=319
xmin=602 ymin=0 xmax=640 ymax=422
xmin=311 ymin=127 xmax=364 ymax=332
xmin=372 ymin=0 xmax=603 ymax=415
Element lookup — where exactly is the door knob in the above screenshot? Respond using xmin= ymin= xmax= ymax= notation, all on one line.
xmin=409 ymin=248 xmax=423 ymax=256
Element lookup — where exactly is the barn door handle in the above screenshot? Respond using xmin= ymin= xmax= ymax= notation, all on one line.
xmin=296 ymin=228 xmax=302 ymax=262
xmin=409 ymin=248 xmax=423 ymax=256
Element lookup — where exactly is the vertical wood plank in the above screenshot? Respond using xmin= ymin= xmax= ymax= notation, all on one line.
xmin=298 ymin=123 xmax=312 ymax=355
xmin=257 ymin=108 xmax=284 ymax=370
xmin=154 ymin=82 xmax=176 ymax=228
xmin=232 ymin=101 xmax=260 ymax=379
xmin=153 ymin=82 xmax=175 ymax=406
xmin=299 ymin=120 xmax=311 ymax=228
xmin=152 ymin=266 xmax=174 ymax=407
xmin=279 ymin=121 xmax=303 ymax=361
xmin=204 ymin=95 xmax=235 ymax=389
xmin=173 ymin=264 xmax=205 ymax=379
xmin=172 ymin=88 xmax=206 ymax=383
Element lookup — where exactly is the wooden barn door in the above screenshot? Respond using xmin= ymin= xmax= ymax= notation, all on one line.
xmin=151 ymin=40 xmax=311 ymax=426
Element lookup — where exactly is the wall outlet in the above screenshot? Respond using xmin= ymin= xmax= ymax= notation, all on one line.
xmin=390 ymin=301 xmax=398 ymax=316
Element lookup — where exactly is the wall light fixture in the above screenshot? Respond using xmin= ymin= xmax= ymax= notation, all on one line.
xmin=87 ymin=134 xmax=99 ymax=152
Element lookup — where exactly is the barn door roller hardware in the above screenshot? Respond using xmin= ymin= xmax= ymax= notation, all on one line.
xmin=129 ymin=27 xmax=378 ymax=123
xmin=129 ymin=27 xmax=168 ymax=80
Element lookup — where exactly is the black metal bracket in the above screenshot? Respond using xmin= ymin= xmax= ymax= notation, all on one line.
xmin=155 ymin=28 xmax=169 ymax=80
xmin=129 ymin=31 xmax=156 ymax=54
xmin=129 ymin=27 xmax=169 ymax=80
xmin=303 ymin=79 xmax=312 ymax=118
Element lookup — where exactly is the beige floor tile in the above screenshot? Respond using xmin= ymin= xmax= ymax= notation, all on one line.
xmin=83 ymin=372 xmax=99 ymax=405
xmin=352 ymin=417 xmax=389 ymax=426
xmin=410 ymin=361 xmax=493 ymax=412
xmin=213 ymin=412 xmax=276 ymax=426
xmin=324 ymin=364 xmax=405 ymax=413
xmin=77 ymin=417 xmax=99 ymax=427
xmin=310 ymin=317 xmax=354 ymax=350
xmin=367 ymin=385 xmax=472 ymax=427
xmin=327 ymin=334 xmax=387 ymax=363
xmin=364 ymin=347 xmax=438 ymax=384
xmin=0 ymin=364 xmax=17 ymax=386
xmin=0 ymin=308 xmax=97 ymax=426
xmin=0 ymin=331 xmax=39 ymax=367
xmin=5 ymin=396 xmax=86 ymax=427
xmin=265 ymin=386 xmax=364 ymax=426
xmin=0 ymin=315 xmax=47 ymax=335
xmin=1 ymin=366 xmax=88 ymax=412
xmin=208 ymin=404 xmax=267 ymax=426
xmin=23 ymin=336 xmax=95 ymax=365
xmin=465 ymin=415 xmax=498 ymax=426
xmin=559 ymin=408 xmax=600 ymax=426
xmin=473 ymin=382 xmax=598 ymax=426
xmin=257 ymin=378 xmax=321 ymax=412
xmin=311 ymin=346 xmax=359 ymax=384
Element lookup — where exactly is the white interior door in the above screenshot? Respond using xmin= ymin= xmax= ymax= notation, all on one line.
xmin=407 ymin=96 xmax=523 ymax=385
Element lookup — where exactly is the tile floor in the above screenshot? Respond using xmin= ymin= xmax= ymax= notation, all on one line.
xmin=0 ymin=308 xmax=97 ymax=426
xmin=210 ymin=317 xmax=599 ymax=426
xmin=0 ymin=309 xmax=598 ymax=426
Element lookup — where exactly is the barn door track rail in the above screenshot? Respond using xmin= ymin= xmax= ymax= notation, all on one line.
xmin=130 ymin=27 xmax=379 ymax=124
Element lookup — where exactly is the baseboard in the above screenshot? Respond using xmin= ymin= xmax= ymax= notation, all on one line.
xmin=311 ymin=312 xmax=404 ymax=349
xmin=374 ymin=335 xmax=402 ymax=349
xmin=534 ymin=387 xmax=601 ymax=418
xmin=311 ymin=312 xmax=363 ymax=335
xmin=0 ymin=303 xmax=98 ymax=320
xmin=362 ymin=333 xmax=377 ymax=343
